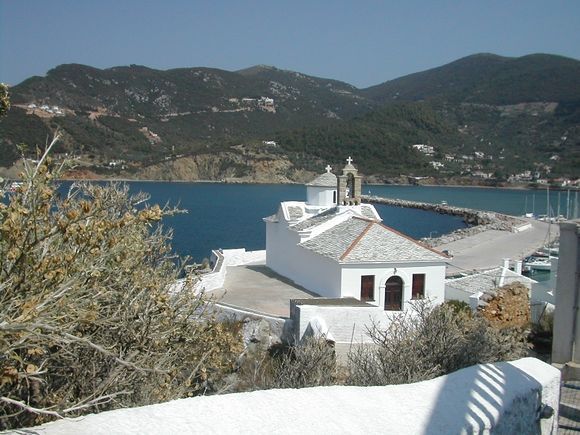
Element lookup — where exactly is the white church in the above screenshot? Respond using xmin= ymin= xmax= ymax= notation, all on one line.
xmin=264 ymin=157 xmax=448 ymax=312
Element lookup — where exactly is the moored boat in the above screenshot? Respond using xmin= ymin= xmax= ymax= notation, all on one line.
xmin=523 ymin=256 xmax=552 ymax=272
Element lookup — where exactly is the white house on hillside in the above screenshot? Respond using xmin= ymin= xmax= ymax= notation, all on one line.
xmin=264 ymin=158 xmax=448 ymax=311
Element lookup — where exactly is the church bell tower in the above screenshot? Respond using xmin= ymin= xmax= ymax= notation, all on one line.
xmin=337 ymin=156 xmax=362 ymax=205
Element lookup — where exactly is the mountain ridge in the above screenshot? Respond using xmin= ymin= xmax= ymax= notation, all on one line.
xmin=1 ymin=53 xmax=579 ymax=181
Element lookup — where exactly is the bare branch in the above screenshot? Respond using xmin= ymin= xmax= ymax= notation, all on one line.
xmin=1 ymin=397 xmax=62 ymax=419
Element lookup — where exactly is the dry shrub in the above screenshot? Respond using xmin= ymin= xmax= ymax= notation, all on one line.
xmin=236 ymin=337 xmax=338 ymax=391
xmin=0 ymin=153 xmax=242 ymax=430
xmin=268 ymin=338 xmax=338 ymax=389
xmin=479 ymin=282 xmax=531 ymax=329
xmin=347 ymin=300 xmax=528 ymax=386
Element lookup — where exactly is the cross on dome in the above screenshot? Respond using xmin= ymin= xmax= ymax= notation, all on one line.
xmin=346 ymin=156 xmax=353 ymax=165
xmin=325 ymin=164 xmax=332 ymax=173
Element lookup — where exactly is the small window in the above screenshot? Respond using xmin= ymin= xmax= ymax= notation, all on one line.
xmin=412 ymin=274 xmax=425 ymax=299
xmin=333 ymin=190 xmax=337 ymax=204
xmin=361 ymin=275 xmax=375 ymax=301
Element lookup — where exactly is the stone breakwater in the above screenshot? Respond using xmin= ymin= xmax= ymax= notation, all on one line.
xmin=361 ymin=195 xmax=529 ymax=247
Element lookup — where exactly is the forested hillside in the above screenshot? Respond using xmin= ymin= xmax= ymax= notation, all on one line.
xmin=1 ymin=53 xmax=578 ymax=181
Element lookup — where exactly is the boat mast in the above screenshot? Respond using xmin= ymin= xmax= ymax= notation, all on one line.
xmin=547 ymin=186 xmax=551 ymax=243
xmin=546 ymin=185 xmax=550 ymax=219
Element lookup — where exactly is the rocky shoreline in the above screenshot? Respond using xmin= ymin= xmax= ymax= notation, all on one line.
xmin=361 ymin=195 xmax=529 ymax=247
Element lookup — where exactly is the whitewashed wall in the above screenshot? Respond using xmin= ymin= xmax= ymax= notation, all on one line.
xmin=445 ymin=284 xmax=471 ymax=304
xmin=26 ymin=358 xmax=560 ymax=435
xmin=196 ymin=249 xmax=266 ymax=293
xmin=306 ymin=185 xmax=335 ymax=206
xmin=341 ymin=263 xmax=446 ymax=310
xmin=266 ymin=221 xmax=341 ymax=297
xmin=293 ymin=304 xmax=384 ymax=344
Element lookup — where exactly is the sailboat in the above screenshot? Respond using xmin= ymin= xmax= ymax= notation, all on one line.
xmin=524 ymin=186 xmax=558 ymax=272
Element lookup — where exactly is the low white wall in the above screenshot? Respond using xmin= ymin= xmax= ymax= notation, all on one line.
xmin=27 ymin=358 xmax=560 ymax=435
xmin=445 ymin=284 xmax=471 ymax=304
xmin=196 ymin=249 xmax=267 ymax=293
xmin=222 ymin=248 xmax=266 ymax=267
xmin=294 ymin=304 xmax=385 ymax=344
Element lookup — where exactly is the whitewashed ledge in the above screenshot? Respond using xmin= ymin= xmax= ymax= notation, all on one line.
xmin=20 ymin=357 xmax=559 ymax=435
xmin=169 ymin=249 xmax=266 ymax=296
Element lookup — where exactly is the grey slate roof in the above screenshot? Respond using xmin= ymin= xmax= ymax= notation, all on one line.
xmin=306 ymin=172 xmax=337 ymax=187
xmin=446 ymin=268 xmax=536 ymax=296
xmin=287 ymin=206 xmax=304 ymax=220
xmin=299 ymin=217 xmax=447 ymax=263
xmin=361 ymin=204 xmax=377 ymax=219
xmin=291 ymin=207 xmax=340 ymax=231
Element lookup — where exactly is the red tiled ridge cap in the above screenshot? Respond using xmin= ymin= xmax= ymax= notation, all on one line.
xmin=342 ymin=217 xmax=450 ymax=260
xmin=339 ymin=219 xmax=374 ymax=260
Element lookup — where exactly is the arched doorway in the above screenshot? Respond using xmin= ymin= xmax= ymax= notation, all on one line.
xmin=385 ymin=276 xmax=403 ymax=311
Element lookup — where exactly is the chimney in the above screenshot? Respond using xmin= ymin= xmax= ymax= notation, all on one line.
xmin=515 ymin=261 xmax=523 ymax=275
xmin=502 ymin=258 xmax=510 ymax=270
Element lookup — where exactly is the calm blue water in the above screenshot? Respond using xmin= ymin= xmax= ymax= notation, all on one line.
xmin=51 ymin=181 xmax=577 ymax=262
xmin=125 ymin=182 xmax=471 ymax=261
xmin=365 ymin=184 xmax=577 ymax=218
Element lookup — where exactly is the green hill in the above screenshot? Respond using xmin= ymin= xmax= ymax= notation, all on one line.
xmin=279 ymin=53 xmax=580 ymax=178
xmin=2 ymin=63 xmax=377 ymax=168
xmin=1 ymin=54 xmax=578 ymax=181
xmin=363 ymin=53 xmax=580 ymax=105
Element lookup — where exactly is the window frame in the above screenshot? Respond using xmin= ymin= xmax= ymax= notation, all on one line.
xmin=360 ymin=275 xmax=375 ymax=302
xmin=412 ymin=273 xmax=426 ymax=300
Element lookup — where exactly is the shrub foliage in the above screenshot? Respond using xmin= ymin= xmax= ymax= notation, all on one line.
xmin=347 ymin=300 xmax=528 ymax=386
xmin=0 ymin=149 xmax=242 ymax=429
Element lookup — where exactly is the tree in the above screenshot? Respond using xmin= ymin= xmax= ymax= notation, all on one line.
xmin=0 ymin=83 xmax=9 ymax=118
xmin=0 ymin=142 xmax=242 ymax=430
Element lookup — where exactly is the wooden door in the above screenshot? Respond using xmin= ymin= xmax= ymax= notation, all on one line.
xmin=385 ymin=276 xmax=403 ymax=310
xmin=361 ymin=275 xmax=375 ymax=301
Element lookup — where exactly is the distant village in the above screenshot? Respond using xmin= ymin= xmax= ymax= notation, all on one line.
xmin=26 ymin=103 xmax=65 ymax=116
xmin=411 ymin=143 xmax=578 ymax=187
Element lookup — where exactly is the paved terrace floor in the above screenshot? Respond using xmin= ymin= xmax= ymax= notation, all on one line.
xmin=435 ymin=218 xmax=558 ymax=276
xmin=210 ymin=262 xmax=317 ymax=318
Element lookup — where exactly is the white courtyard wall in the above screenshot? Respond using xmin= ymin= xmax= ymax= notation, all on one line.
xmin=266 ymin=221 xmax=299 ymax=276
xmin=445 ymin=285 xmax=472 ymax=304
xmin=341 ymin=263 xmax=446 ymax=310
xmin=294 ymin=304 xmax=398 ymax=344
xmin=24 ymin=358 xmax=561 ymax=435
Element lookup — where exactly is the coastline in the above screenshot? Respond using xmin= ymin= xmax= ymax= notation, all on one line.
xmin=47 ymin=177 xmax=576 ymax=192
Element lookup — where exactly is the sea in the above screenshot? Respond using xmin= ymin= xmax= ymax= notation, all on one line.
xmin=112 ymin=182 xmax=577 ymax=263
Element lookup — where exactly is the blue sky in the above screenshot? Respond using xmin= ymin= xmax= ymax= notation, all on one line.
xmin=1 ymin=0 xmax=579 ymax=88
